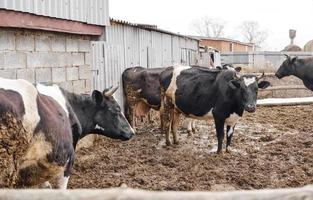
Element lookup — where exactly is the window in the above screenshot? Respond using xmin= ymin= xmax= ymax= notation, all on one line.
xmin=229 ymin=43 xmax=234 ymax=52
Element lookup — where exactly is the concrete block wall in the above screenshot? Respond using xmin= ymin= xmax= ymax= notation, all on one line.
xmin=0 ymin=29 xmax=92 ymax=94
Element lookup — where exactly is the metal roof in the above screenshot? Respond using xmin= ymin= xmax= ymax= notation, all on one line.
xmin=0 ymin=0 xmax=110 ymax=26
xmin=110 ymin=18 xmax=199 ymax=41
xmin=189 ymin=35 xmax=254 ymax=47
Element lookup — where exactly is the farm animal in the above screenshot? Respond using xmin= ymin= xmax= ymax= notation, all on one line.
xmin=216 ymin=64 xmax=242 ymax=72
xmin=275 ymin=55 xmax=313 ymax=91
xmin=0 ymin=78 xmax=134 ymax=189
xmin=159 ymin=65 xmax=270 ymax=153
xmin=122 ymin=66 xmax=197 ymax=136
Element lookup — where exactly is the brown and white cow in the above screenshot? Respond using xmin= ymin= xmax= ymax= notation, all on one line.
xmin=122 ymin=66 xmax=196 ymax=135
xmin=0 ymin=78 xmax=134 ymax=188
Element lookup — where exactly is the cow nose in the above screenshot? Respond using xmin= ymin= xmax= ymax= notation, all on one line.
xmin=246 ymin=104 xmax=256 ymax=113
xmin=275 ymin=73 xmax=282 ymax=79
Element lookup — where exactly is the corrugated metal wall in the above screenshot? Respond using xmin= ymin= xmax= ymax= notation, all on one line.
xmin=0 ymin=0 xmax=109 ymax=26
xmin=91 ymin=24 xmax=199 ymax=110
xmin=105 ymin=24 xmax=198 ymax=68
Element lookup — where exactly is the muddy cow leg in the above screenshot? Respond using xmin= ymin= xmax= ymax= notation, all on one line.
xmin=226 ymin=124 xmax=236 ymax=152
xmin=57 ymin=153 xmax=74 ymax=189
xmin=214 ymin=118 xmax=225 ymax=154
xmin=187 ymin=119 xmax=193 ymax=137
xmin=192 ymin=120 xmax=196 ymax=134
xmin=172 ymin=110 xmax=181 ymax=145
xmin=160 ymin=90 xmax=173 ymax=145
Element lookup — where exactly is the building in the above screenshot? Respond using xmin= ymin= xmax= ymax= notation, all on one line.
xmin=304 ymin=40 xmax=313 ymax=52
xmin=191 ymin=36 xmax=254 ymax=53
xmin=0 ymin=1 xmax=200 ymax=110
xmin=0 ymin=0 xmax=109 ymax=94
xmin=91 ymin=18 xmax=200 ymax=108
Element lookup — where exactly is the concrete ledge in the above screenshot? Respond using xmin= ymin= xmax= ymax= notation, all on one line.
xmin=0 ymin=185 xmax=313 ymax=200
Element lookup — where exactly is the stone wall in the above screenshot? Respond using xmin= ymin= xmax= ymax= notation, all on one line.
xmin=0 ymin=28 xmax=95 ymax=149
xmin=0 ymin=28 xmax=92 ymax=94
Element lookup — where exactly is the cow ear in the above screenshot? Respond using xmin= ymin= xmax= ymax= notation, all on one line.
xmin=235 ymin=67 xmax=242 ymax=72
xmin=92 ymin=90 xmax=103 ymax=105
xmin=258 ymin=81 xmax=270 ymax=89
xmin=291 ymin=57 xmax=298 ymax=64
xmin=229 ymin=80 xmax=241 ymax=90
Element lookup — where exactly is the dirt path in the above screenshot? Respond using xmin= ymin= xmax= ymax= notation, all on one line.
xmin=69 ymin=105 xmax=313 ymax=191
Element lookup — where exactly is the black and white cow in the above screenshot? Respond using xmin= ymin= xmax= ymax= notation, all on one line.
xmin=216 ymin=64 xmax=242 ymax=72
xmin=159 ymin=65 xmax=270 ymax=153
xmin=276 ymin=55 xmax=313 ymax=90
xmin=0 ymin=78 xmax=134 ymax=188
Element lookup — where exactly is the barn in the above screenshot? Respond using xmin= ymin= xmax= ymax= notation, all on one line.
xmin=91 ymin=19 xmax=199 ymax=107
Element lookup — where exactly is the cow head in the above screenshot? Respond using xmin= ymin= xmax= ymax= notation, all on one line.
xmin=217 ymin=64 xmax=242 ymax=72
xmin=91 ymin=85 xmax=134 ymax=141
xmin=275 ymin=54 xmax=298 ymax=79
xmin=228 ymin=73 xmax=270 ymax=113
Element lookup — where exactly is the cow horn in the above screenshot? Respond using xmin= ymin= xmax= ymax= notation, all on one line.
xmin=283 ymin=54 xmax=290 ymax=59
xmin=104 ymin=83 xmax=119 ymax=97
xmin=257 ymin=72 xmax=265 ymax=80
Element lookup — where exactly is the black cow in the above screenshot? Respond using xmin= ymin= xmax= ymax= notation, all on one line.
xmin=122 ymin=66 xmax=163 ymax=129
xmin=276 ymin=55 xmax=313 ymax=90
xmin=159 ymin=65 xmax=270 ymax=153
xmin=0 ymin=78 xmax=134 ymax=188
xmin=122 ymin=66 xmax=197 ymax=135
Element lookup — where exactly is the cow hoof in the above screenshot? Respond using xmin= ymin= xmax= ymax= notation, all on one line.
xmin=173 ymin=141 xmax=179 ymax=145
xmin=41 ymin=181 xmax=52 ymax=189
xmin=216 ymin=150 xmax=223 ymax=155
xmin=166 ymin=140 xmax=172 ymax=146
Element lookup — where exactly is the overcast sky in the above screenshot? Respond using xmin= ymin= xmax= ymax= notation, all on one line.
xmin=110 ymin=0 xmax=313 ymax=51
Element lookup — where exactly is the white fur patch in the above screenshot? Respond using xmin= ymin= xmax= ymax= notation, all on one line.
xmin=166 ymin=65 xmax=191 ymax=103
xmin=225 ymin=113 xmax=240 ymax=137
xmin=0 ymin=78 xmax=40 ymax=133
xmin=58 ymin=176 xmax=69 ymax=190
xmin=36 ymin=84 xmax=69 ymax=117
xmin=243 ymin=77 xmax=256 ymax=87
xmin=227 ymin=126 xmax=234 ymax=137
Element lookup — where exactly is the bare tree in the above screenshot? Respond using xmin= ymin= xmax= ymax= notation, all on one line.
xmin=191 ymin=16 xmax=226 ymax=38
xmin=239 ymin=21 xmax=268 ymax=47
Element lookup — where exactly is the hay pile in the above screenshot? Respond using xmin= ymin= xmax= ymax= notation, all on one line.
xmin=0 ymin=113 xmax=28 ymax=188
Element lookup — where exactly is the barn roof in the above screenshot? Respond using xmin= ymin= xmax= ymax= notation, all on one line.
xmin=188 ymin=36 xmax=254 ymax=47
xmin=110 ymin=18 xmax=199 ymax=41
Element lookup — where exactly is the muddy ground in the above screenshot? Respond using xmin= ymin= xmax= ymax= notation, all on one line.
xmin=69 ymin=105 xmax=313 ymax=191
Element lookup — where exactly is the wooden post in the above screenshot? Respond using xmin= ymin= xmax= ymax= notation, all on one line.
xmin=0 ymin=186 xmax=313 ymax=200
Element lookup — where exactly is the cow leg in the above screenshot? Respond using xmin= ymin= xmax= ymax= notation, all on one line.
xmin=214 ymin=118 xmax=225 ymax=154
xmin=226 ymin=124 xmax=236 ymax=152
xmin=58 ymin=154 xmax=74 ymax=189
xmin=160 ymin=89 xmax=173 ymax=145
xmin=172 ymin=110 xmax=180 ymax=144
xmin=187 ymin=120 xmax=193 ymax=137
xmin=192 ymin=120 xmax=196 ymax=135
